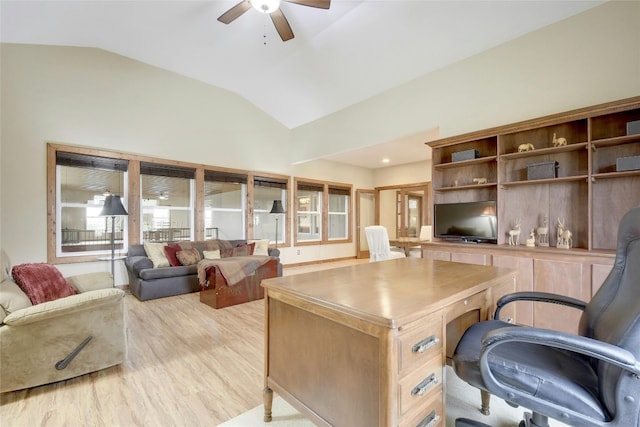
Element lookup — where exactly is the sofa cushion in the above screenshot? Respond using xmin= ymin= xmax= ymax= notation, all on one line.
xmin=176 ymin=248 xmax=201 ymax=266
xmin=248 ymin=239 xmax=269 ymax=256
xmin=144 ymin=242 xmax=169 ymax=268
xmin=0 ymin=278 xmax=33 ymax=323
xmin=139 ymin=264 xmax=197 ymax=280
xmin=12 ymin=263 xmax=77 ymax=305
xmin=203 ymin=250 xmax=221 ymax=260
xmin=67 ymin=272 xmax=113 ymax=293
xmin=163 ymin=244 xmax=183 ymax=267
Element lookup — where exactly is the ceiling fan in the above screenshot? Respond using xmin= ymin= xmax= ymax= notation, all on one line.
xmin=217 ymin=0 xmax=330 ymax=42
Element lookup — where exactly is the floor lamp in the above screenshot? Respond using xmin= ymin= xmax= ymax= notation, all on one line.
xmin=100 ymin=194 xmax=128 ymax=285
xmin=269 ymin=200 xmax=285 ymax=250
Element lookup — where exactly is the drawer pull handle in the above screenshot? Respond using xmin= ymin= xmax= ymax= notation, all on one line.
xmin=411 ymin=373 xmax=439 ymax=397
xmin=416 ymin=410 xmax=440 ymax=427
xmin=412 ymin=335 xmax=440 ymax=353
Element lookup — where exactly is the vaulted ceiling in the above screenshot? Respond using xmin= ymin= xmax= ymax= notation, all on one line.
xmin=1 ymin=0 xmax=605 ymax=168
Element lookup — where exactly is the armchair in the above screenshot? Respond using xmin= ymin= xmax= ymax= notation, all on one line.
xmin=452 ymin=205 xmax=640 ymax=427
xmin=1 ymin=257 xmax=127 ymax=393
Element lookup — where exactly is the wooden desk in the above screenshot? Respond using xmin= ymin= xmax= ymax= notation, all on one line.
xmin=389 ymin=237 xmax=421 ymax=256
xmin=262 ymin=258 xmax=516 ymax=427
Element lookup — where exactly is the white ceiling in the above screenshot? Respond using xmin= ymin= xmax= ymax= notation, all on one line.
xmin=0 ymin=0 xmax=604 ymax=168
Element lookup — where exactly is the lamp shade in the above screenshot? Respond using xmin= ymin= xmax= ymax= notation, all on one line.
xmin=100 ymin=195 xmax=129 ymax=216
xmin=269 ymin=200 xmax=285 ymax=214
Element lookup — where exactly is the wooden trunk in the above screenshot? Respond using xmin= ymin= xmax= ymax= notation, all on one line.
xmin=199 ymin=258 xmax=279 ymax=309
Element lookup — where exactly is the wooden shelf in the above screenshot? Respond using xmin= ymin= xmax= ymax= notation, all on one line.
xmin=591 ymin=134 xmax=640 ymax=148
xmin=500 ymin=143 xmax=588 ymax=161
xmin=501 ymin=175 xmax=589 ymax=187
xmin=434 ymin=183 xmax=497 ymax=192
xmin=433 ymin=155 xmax=497 ymax=170
xmin=591 ymin=170 xmax=640 ymax=180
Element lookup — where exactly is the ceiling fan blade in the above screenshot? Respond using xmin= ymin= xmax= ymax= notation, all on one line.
xmin=270 ymin=10 xmax=294 ymax=41
xmin=217 ymin=0 xmax=252 ymax=24
xmin=284 ymin=0 xmax=330 ymax=9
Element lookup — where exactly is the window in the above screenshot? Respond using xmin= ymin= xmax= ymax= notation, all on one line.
xmin=328 ymin=186 xmax=350 ymax=240
xmin=294 ymin=179 xmax=351 ymax=245
xmin=140 ymin=162 xmax=195 ymax=242
xmin=296 ymin=182 xmax=323 ymax=242
xmin=253 ymin=177 xmax=288 ymax=245
xmin=56 ymin=152 xmax=129 ymax=257
xmin=204 ymin=171 xmax=247 ymax=240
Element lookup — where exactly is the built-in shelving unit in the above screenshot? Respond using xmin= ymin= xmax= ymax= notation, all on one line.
xmin=425 ymin=97 xmax=640 ymax=330
xmin=428 ymin=96 xmax=640 ymax=252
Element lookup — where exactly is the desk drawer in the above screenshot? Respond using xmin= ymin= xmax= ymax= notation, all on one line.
xmin=400 ymin=394 xmax=443 ymax=427
xmin=398 ymin=355 xmax=443 ymax=417
xmin=398 ymin=315 xmax=443 ymax=377
xmin=445 ymin=291 xmax=486 ymax=323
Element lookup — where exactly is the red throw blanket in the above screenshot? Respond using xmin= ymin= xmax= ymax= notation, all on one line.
xmin=198 ymin=256 xmax=273 ymax=287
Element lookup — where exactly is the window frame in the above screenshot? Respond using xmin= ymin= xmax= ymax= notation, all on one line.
xmin=47 ymin=144 xmax=293 ymax=264
xmin=293 ymin=178 xmax=352 ymax=246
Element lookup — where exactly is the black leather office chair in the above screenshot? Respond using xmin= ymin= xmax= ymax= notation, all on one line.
xmin=452 ymin=205 xmax=640 ymax=427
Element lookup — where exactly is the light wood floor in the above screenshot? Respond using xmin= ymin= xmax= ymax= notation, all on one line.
xmin=0 ymin=259 xmax=369 ymax=426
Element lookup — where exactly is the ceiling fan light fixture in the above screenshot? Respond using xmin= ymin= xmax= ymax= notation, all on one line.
xmin=250 ymin=0 xmax=281 ymax=14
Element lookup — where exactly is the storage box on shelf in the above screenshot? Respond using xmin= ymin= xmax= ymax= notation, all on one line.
xmin=426 ymin=96 xmax=640 ymax=331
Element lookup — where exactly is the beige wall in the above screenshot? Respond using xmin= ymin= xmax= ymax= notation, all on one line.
xmin=290 ymin=1 xmax=640 ymax=163
xmin=1 ymin=1 xmax=639 ymax=278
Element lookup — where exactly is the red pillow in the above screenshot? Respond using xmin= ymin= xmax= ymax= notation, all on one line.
xmin=164 ymin=244 xmax=183 ymax=266
xmin=238 ymin=242 xmax=256 ymax=255
xmin=12 ymin=263 xmax=77 ymax=305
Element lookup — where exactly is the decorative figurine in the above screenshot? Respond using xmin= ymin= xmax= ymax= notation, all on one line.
xmin=508 ymin=218 xmax=522 ymax=245
xmin=552 ymin=133 xmax=567 ymax=147
xmin=526 ymin=229 xmax=536 ymax=247
xmin=556 ymin=217 xmax=573 ymax=249
xmin=518 ymin=143 xmax=535 ymax=152
xmin=537 ymin=216 xmax=549 ymax=247
xmin=473 ymin=177 xmax=487 ymax=185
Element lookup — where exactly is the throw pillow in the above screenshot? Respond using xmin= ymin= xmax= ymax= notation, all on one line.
xmin=163 ymin=243 xmax=183 ymax=267
xmin=144 ymin=242 xmax=169 ymax=268
xmin=248 ymin=239 xmax=269 ymax=256
xmin=11 ymin=263 xmax=77 ymax=305
xmin=176 ymin=248 xmax=202 ymax=266
xmin=203 ymin=250 xmax=221 ymax=260
xmin=221 ymin=244 xmax=253 ymax=258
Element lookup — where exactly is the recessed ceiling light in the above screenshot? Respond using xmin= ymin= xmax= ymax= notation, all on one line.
xmin=382 ymin=158 xmax=390 ymax=163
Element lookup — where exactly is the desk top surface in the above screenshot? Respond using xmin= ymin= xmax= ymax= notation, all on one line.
xmin=262 ymin=258 xmax=515 ymax=328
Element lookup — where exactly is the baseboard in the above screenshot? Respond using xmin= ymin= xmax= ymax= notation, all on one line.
xmin=282 ymin=256 xmax=363 ymax=268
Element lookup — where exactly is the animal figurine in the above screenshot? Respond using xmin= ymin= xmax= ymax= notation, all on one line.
xmin=508 ymin=218 xmax=522 ymax=246
xmin=552 ymin=133 xmax=567 ymax=147
xmin=518 ymin=143 xmax=535 ymax=152
xmin=537 ymin=216 xmax=549 ymax=247
xmin=473 ymin=177 xmax=487 ymax=185
xmin=556 ymin=217 xmax=573 ymax=249
xmin=526 ymin=229 xmax=536 ymax=247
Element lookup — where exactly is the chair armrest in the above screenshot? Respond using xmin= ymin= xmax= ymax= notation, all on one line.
xmin=480 ymin=326 xmax=640 ymax=379
xmin=3 ymin=288 xmax=125 ymax=326
xmin=494 ymin=291 xmax=587 ymax=320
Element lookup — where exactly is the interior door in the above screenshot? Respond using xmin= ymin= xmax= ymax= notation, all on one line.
xmin=356 ymin=189 xmax=376 ymax=259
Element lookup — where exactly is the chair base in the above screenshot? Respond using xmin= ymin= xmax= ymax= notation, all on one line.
xmin=520 ymin=412 xmax=550 ymax=427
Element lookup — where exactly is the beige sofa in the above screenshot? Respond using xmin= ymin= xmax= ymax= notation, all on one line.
xmin=0 ymin=253 xmax=127 ymax=393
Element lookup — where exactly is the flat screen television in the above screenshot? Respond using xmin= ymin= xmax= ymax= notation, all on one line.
xmin=434 ymin=200 xmax=497 ymax=244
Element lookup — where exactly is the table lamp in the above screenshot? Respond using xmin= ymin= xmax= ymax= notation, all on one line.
xmin=269 ymin=200 xmax=285 ymax=249
xmin=100 ymin=194 xmax=128 ymax=284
